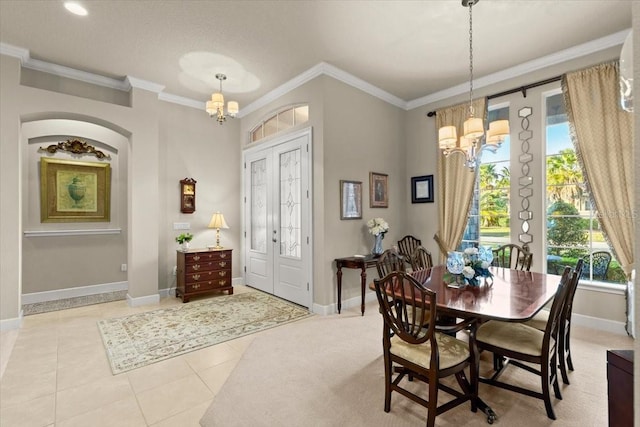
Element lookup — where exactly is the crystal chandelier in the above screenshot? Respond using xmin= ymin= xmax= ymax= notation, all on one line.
xmin=438 ymin=0 xmax=509 ymax=170
xmin=206 ymin=73 xmax=239 ymax=124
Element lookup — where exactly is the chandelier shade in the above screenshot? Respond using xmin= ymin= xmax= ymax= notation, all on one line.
xmin=437 ymin=0 xmax=509 ymax=170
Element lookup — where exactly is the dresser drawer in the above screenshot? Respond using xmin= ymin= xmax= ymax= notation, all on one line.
xmin=185 ymin=260 xmax=229 ymax=274
xmin=186 ymin=250 xmax=231 ymax=264
xmin=184 ymin=269 xmax=230 ymax=284
xmin=186 ymin=278 xmax=231 ymax=293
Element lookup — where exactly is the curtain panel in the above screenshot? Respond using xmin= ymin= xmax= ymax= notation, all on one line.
xmin=562 ymin=61 xmax=634 ymax=277
xmin=434 ymin=98 xmax=486 ymax=260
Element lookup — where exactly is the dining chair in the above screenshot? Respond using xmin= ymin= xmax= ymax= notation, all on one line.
xmin=476 ymin=266 xmax=576 ymax=420
xmin=373 ymin=271 xmax=479 ymax=427
xmin=525 ymin=259 xmax=584 ymax=385
xmin=397 ymin=235 xmax=422 ymax=266
xmin=409 ymin=246 xmax=433 ymax=271
xmin=491 ymin=243 xmax=533 ymax=271
xmin=375 ymin=249 xmax=406 ymax=278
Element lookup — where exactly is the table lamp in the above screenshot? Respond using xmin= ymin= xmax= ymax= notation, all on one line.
xmin=208 ymin=211 xmax=229 ymax=249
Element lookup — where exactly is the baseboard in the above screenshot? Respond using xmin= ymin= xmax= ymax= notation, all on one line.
xmin=314 ymin=292 xmax=378 ymax=315
xmin=572 ymin=313 xmax=628 ymax=335
xmin=0 ymin=310 xmax=23 ymax=331
xmin=22 ymin=281 xmax=128 ymax=304
xmin=126 ymin=293 xmax=160 ymax=307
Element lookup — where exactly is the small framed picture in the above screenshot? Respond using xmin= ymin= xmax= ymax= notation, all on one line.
xmin=411 ymin=175 xmax=434 ymax=203
xmin=369 ymin=172 xmax=388 ymax=208
xmin=340 ymin=180 xmax=362 ymax=220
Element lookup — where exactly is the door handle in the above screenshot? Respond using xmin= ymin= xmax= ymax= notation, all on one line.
xmin=272 ymin=229 xmax=277 ymax=243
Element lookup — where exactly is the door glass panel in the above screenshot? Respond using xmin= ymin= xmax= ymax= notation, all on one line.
xmin=279 ymin=148 xmax=301 ymax=258
xmin=251 ymin=159 xmax=267 ymax=252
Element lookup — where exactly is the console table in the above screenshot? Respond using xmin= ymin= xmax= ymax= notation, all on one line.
xmin=334 ymin=255 xmax=378 ymax=315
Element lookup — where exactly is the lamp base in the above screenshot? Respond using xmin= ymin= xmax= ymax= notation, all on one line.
xmin=208 ymin=245 xmax=224 ymax=250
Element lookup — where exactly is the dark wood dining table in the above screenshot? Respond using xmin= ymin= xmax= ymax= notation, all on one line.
xmin=370 ymin=264 xmax=563 ymax=423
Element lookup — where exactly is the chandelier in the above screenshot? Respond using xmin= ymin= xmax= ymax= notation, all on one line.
xmin=206 ymin=73 xmax=239 ymax=124
xmin=438 ymin=0 xmax=509 ymax=170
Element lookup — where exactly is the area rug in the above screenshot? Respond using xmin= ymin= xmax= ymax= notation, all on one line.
xmin=97 ymin=291 xmax=312 ymax=374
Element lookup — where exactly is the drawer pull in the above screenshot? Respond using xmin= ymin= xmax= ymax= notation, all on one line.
xmin=219 ymin=271 xmax=227 ymax=277
xmin=192 ymin=284 xmax=201 ymax=290
xmin=218 ymin=261 xmax=227 ymax=268
xmin=192 ymin=264 xmax=200 ymax=271
xmin=192 ymin=274 xmax=201 ymax=280
xmin=193 ymin=255 xmax=201 ymax=261
xmin=220 ymin=280 xmax=227 ymax=286
xmin=220 ymin=253 xmax=227 ymax=258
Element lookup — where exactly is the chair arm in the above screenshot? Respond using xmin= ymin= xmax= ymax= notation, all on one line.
xmin=435 ymin=317 xmax=477 ymax=334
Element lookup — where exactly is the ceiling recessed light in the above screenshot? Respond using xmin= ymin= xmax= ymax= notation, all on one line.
xmin=64 ymin=2 xmax=88 ymax=16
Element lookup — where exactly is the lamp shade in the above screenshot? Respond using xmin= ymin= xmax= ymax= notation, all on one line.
xmin=463 ymin=117 xmax=484 ymax=139
xmin=210 ymin=92 xmax=224 ymax=109
xmin=227 ymin=101 xmax=239 ymax=116
xmin=208 ymin=212 xmax=229 ymax=229
xmin=459 ymin=136 xmax=473 ymax=150
xmin=438 ymin=125 xmax=457 ymax=149
xmin=488 ymin=120 xmax=510 ymax=139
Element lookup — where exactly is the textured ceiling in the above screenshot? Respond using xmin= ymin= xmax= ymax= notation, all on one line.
xmin=0 ymin=0 xmax=632 ymax=110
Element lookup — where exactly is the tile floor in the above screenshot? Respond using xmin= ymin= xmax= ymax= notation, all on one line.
xmin=0 ymin=286 xmax=260 ymax=427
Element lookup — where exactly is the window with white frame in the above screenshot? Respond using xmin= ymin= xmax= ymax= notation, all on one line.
xmin=250 ymin=105 xmax=309 ymax=143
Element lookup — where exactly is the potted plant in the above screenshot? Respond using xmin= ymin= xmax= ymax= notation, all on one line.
xmin=175 ymin=233 xmax=193 ymax=251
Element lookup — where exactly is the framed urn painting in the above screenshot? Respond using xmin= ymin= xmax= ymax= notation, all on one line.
xmin=40 ymin=158 xmax=111 ymax=222
xmin=340 ymin=180 xmax=362 ymax=219
xmin=369 ymin=172 xmax=388 ymax=208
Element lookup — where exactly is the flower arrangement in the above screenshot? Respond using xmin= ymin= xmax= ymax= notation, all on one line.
xmin=447 ymin=247 xmax=493 ymax=286
xmin=367 ymin=217 xmax=389 ymax=237
xmin=175 ymin=233 xmax=193 ymax=244
xmin=461 ymin=247 xmax=493 ymax=286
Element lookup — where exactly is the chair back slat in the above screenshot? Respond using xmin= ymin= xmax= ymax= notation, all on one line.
xmin=491 ymin=244 xmax=533 ymax=271
xmin=376 ymin=249 xmax=405 ymax=278
xmin=409 ymin=246 xmax=433 ymax=271
xmin=397 ymin=235 xmax=422 ymax=260
xmin=374 ymin=271 xmax=436 ymax=345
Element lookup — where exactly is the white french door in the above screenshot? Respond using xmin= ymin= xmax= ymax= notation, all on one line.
xmin=243 ymin=129 xmax=312 ymax=308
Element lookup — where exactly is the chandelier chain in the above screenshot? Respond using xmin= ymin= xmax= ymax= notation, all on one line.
xmin=468 ymin=1 xmax=474 ymax=118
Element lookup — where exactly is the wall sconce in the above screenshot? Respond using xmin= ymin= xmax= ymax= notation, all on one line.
xmin=208 ymin=211 xmax=229 ymax=249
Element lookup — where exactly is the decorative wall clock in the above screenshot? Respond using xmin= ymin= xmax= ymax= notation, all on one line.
xmin=180 ymin=178 xmax=196 ymax=213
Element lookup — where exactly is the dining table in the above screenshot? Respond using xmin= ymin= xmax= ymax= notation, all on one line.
xmin=370 ymin=264 xmax=563 ymax=424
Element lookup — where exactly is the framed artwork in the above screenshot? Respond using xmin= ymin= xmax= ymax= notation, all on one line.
xmin=411 ymin=175 xmax=434 ymax=203
xmin=340 ymin=180 xmax=362 ymax=220
xmin=369 ymin=172 xmax=388 ymax=208
xmin=40 ymin=158 xmax=111 ymax=222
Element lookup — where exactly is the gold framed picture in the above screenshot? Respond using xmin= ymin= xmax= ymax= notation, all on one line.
xmin=340 ymin=180 xmax=362 ymax=220
xmin=369 ymin=172 xmax=388 ymax=208
xmin=40 ymin=158 xmax=111 ymax=223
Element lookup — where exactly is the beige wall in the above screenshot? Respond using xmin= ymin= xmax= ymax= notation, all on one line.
xmin=0 ymin=53 xmax=242 ymax=326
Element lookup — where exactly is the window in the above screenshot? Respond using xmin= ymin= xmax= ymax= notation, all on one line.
xmin=544 ymin=92 xmax=624 ymax=283
xmin=250 ymin=105 xmax=309 ymax=143
xmin=460 ymin=106 xmax=511 ymax=250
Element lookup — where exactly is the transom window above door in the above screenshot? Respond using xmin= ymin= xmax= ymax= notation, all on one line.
xmin=250 ymin=104 xmax=309 ymax=143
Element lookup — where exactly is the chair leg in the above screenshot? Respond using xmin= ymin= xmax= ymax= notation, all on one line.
xmin=384 ymin=356 xmax=392 ymax=412
xmin=558 ymin=330 xmax=570 ymax=385
xmin=427 ymin=376 xmax=438 ymax=427
xmin=541 ymin=357 xmax=557 ymax=420
xmin=551 ymin=353 xmax=562 ymax=400
xmin=565 ymin=326 xmax=574 ymax=371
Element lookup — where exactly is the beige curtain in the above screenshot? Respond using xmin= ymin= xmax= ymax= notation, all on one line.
xmin=563 ymin=62 xmax=634 ymax=277
xmin=434 ymin=98 xmax=486 ymax=260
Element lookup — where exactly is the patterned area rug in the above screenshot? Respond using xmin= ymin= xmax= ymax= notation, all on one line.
xmin=97 ymin=291 xmax=312 ymax=374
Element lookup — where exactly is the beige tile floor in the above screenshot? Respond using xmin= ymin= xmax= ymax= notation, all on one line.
xmin=0 ymin=285 xmax=259 ymax=427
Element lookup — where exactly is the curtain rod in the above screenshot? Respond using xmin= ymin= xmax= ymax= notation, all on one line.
xmin=426 ymin=75 xmax=562 ymax=117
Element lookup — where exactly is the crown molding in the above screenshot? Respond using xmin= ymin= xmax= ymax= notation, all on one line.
xmin=406 ymin=29 xmax=630 ymax=110
xmin=125 ymin=76 xmax=165 ymax=93
xmin=2 ymin=29 xmax=629 ymax=115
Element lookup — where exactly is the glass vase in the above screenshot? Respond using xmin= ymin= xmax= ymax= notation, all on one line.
xmin=372 ymin=234 xmax=384 ymax=256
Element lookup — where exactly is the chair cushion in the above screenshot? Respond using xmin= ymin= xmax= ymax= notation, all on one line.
xmin=390 ymin=332 xmax=469 ymax=370
xmin=477 ymin=320 xmax=545 ymax=357
xmin=524 ymin=310 xmax=549 ymax=331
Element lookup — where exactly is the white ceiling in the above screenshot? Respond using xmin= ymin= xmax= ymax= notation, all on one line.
xmin=0 ymin=0 xmax=632 ymax=113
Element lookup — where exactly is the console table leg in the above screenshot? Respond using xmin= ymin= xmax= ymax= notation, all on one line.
xmin=337 ymin=267 xmax=343 ymax=314
xmin=360 ymin=267 xmax=367 ymax=316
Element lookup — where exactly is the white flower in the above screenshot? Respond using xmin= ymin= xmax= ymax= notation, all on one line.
xmin=464 ymin=247 xmax=479 ymax=256
xmin=462 ymin=266 xmax=476 ymax=279
xmin=367 ymin=217 xmax=389 ymax=236
xmin=481 ymin=261 xmax=489 ymax=269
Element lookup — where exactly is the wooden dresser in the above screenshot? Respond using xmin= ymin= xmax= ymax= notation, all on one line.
xmin=176 ymin=248 xmax=232 ymax=302
xmin=606 ymin=349 xmax=634 ymax=427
